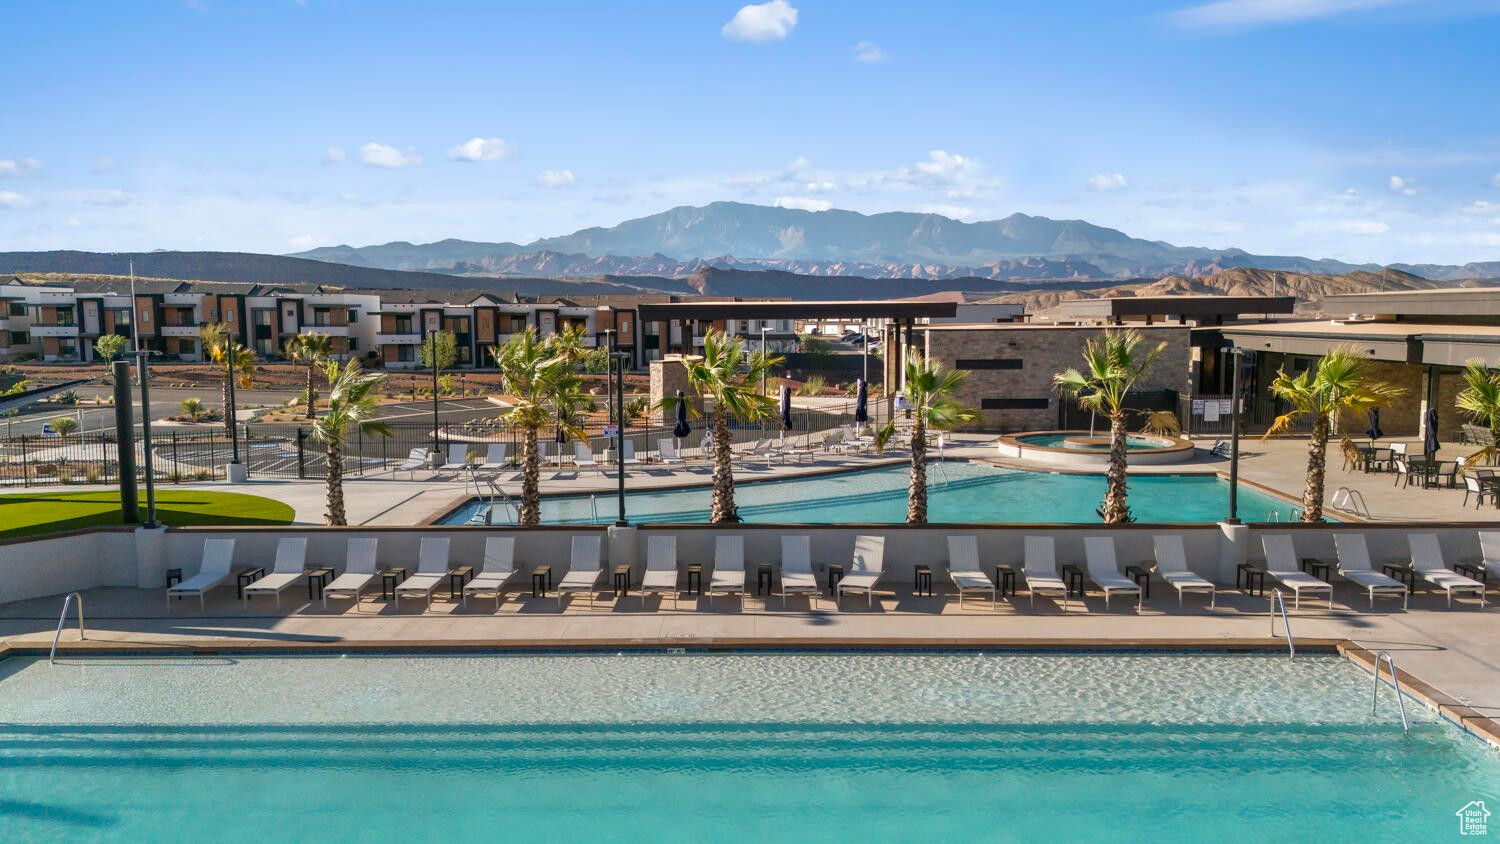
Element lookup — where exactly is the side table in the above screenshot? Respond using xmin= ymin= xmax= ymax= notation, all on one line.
xmin=757 ymin=563 xmax=775 ymax=596
xmin=447 ymin=565 xmax=474 ymax=600
xmin=1236 ymin=563 xmax=1266 ymax=596
xmin=305 ymin=566 xmax=335 ymax=601
xmin=612 ymin=564 xmax=631 ymax=598
xmin=1124 ymin=564 xmax=1151 ymax=599
xmin=913 ymin=564 xmax=933 ymax=597
xmin=686 ymin=564 xmax=702 ymax=596
xmin=236 ymin=566 xmax=266 ymax=600
xmin=531 ymin=565 xmax=552 ymax=598
xmin=827 ymin=564 xmax=844 ymax=596
xmin=1060 ymin=564 xmax=1085 ymax=598
xmin=1381 ymin=562 xmax=1416 ymax=590
xmin=993 ymin=564 xmax=1016 ymax=598
xmin=1300 ymin=558 xmax=1332 ymax=583
xmin=166 ymin=568 xmax=183 ymax=599
xmin=380 ymin=567 xmax=408 ymax=601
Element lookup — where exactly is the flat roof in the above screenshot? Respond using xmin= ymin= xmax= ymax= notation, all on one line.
xmin=1050 ymin=295 xmax=1296 ymax=319
xmin=1220 ymin=319 xmax=1500 ymax=366
xmin=1322 ymin=287 xmax=1500 ymax=317
xmin=636 ymin=300 xmax=957 ymax=321
xmin=918 ymin=322 xmax=1190 ymax=332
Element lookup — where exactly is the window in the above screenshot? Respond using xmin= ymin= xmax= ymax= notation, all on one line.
xmin=956 ymin=358 xmax=1023 ymax=370
xmin=396 ymin=345 xmax=416 ymax=362
xmin=208 ymin=308 xmax=219 ymax=320
xmin=224 ymin=309 xmax=235 ymax=323
xmin=981 ymin=397 xmax=1050 ymax=410
xmin=347 ymin=308 xmax=358 ymax=323
xmin=10 ymin=331 xmax=28 ymax=344
xmin=138 ymin=308 xmax=151 ymax=325
xmin=7 ymin=302 xmax=23 ymax=317
xmin=348 ymin=337 xmax=358 ymax=351
xmin=619 ymin=319 xmax=631 ymax=335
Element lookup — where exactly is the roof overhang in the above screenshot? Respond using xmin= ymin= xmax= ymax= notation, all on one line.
xmin=1322 ymin=288 xmax=1500 ymax=317
xmin=1051 ymin=296 xmax=1296 ymax=320
xmin=636 ymin=300 xmax=957 ymax=321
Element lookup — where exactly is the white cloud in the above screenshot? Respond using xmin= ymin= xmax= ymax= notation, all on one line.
xmin=803 ymin=180 xmax=838 ymax=193
xmin=323 ymin=146 xmax=347 ymax=164
xmin=1087 ymin=173 xmax=1129 ymax=192
xmin=1389 ymin=175 xmax=1422 ymax=195
xmin=1490 ymin=172 xmax=1500 ymax=188
xmin=913 ymin=150 xmax=979 ymax=186
xmin=358 ymin=142 xmax=422 ymax=168
xmin=0 ymin=190 xmax=36 ymax=209
xmin=773 ymin=196 xmax=831 ymax=212
xmin=919 ymin=204 xmax=974 ymax=220
xmin=536 ymin=169 xmax=577 ymax=188
xmin=722 ymin=1 xmax=798 ymax=42
xmin=1173 ymin=0 xmax=1409 ymax=29
xmin=447 ymin=137 xmax=518 ymax=162
xmin=288 ymin=234 xmax=318 ymax=249
xmin=91 ymin=156 xmax=117 ymax=175
xmin=0 ymin=157 xmax=41 ymax=176
xmin=88 ymin=190 xmax=131 ymax=207
xmin=852 ymin=41 xmax=886 ymax=63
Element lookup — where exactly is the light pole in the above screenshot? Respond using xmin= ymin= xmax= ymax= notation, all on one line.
xmin=427 ymin=329 xmax=440 ymax=459
xmin=225 ymin=327 xmax=241 ymax=467
xmin=862 ymin=320 xmax=869 ymax=384
xmin=1227 ymin=347 xmax=1244 ymax=524
xmin=601 ymin=329 xmax=615 ymax=423
xmin=612 ymin=349 xmax=629 ymax=526
xmin=131 ymin=350 xmax=159 ymax=528
xmin=759 ymin=325 xmax=768 ymax=395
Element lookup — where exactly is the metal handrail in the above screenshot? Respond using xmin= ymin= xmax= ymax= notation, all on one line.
xmin=1269 ymin=588 xmax=1294 ymax=660
xmin=1372 ymin=651 xmax=1411 ymax=734
xmin=49 ymin=591 xmax=85 ymax=664
xmin=1332 ymin=487 xmax=1371 ymax=518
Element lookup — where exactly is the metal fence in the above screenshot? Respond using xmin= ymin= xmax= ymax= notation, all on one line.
xmin=1177 ymin=393 xmax=1314 ymax=437
xmin=0 ymin=430 xmax=234 ymax=487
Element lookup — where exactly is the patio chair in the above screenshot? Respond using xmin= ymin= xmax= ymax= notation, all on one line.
xmin=1463 ymin=473 xmax=1490 ymax=509
xmin=657 ymin=439 xmax=685 ymax=466
xmin=779 ymin=534 xmax=822 ymax=607
xmin=947 ymin=534 xmax=997 ymax=609
xmin=462 ymin=536 xmax=524 ymax=609
xmin=1408 ymin=533 xmax=1486 ymax=608
xmin=439 ymin=444 xmax=473 ymax=473
xmin=620 ymin=440 xmax=642 ymax=467
xmin=241 ymin=537 xmax=310 ymax=609
xmin=574 ymin=441 xmax=604 ymax=476
xmin=167 ymin=538 xmax=237 ymax=611
xmin=395 ymin=447 xmax=430 ymax=479
xmin=394 ymin=537 xmax=452 ymax=610
xmin=1082 ymin=536 xmax=1142 ymax=612
xmin=835 ymin=535 xmax=886 ymax=609
xmin=639 ymin=534 xmax=681 ymax=608
xmin=778 ymin=434 xmax=817 ymax=464
xmin=1332 ymin=533 xmax=1408 ymax=610
xmin=479 ymin=443 xmax=509 ymax=472
xmin=1151 ymin=534 xmax=1216 ymax=608
xmin=708 ymin=535 xmax=746 ymax=603
xmin=1023 ymin=535 xmax=1069 ymax=611
xmin=556 ymin=534 xmax=605 ymax=608
xmin=1260 ymin=534 xmax=1333 ymax=609
xmin=323 ymin=537 xmax=380 ymax=609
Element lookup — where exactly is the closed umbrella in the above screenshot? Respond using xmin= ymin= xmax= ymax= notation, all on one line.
xmin=779 ymin=385 xmax=792 ymax=432
xmin=1424 ymin=406 xmax=1440 ymax=459
xmin=855 ymin=379 xmax=869 ymax=428
xmin=672 ymin=390 xmax=691 ymax=448
xmin=1365 ymin=408 xmax=1383 ymax=442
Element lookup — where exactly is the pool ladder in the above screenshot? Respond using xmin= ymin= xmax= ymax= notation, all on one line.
xmin=463 ymin=466 xmax=517 ymax=525
xmin=1332 ymin=487 xmax=1371 ymax=519
xmin=49 ymin=591 xmax=85 ymax=664
xmin=1269 ymin=588 xmax=1294 ymax=660
xmin=1371 ymin=651 xmax=1410 ymax=734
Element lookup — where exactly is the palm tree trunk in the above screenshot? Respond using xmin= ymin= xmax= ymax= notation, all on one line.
xmin=304 ymin=363 xmax=317 ymax=419
xmin=222 ymin=373 xmax=233 ymax=437
xmin=710 ymin=412 xmax=738 ymax=523
xmin=1302 ymin=413 xmax=1330 ymax=522
xmin=1102 ymin=412 xmax=1130 ymax=523
xmin=325 ymin=439 xmax=346 ymax=525
xmin=519 ymin=425 xmax=540 ymax=525
xmin=907 ymin=418 xmax=928 ymax=524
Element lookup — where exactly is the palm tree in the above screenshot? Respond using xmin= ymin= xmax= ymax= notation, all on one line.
xmin=492 ymin=328 xmax=578 ymax=524
xmin=1266 ymin=344 xmax=1403 ymax=521
xmin=93 ymin=333 xmax=128 ymax=372
xmin=658 ymin=330 xmax=782 ymax=523
xmin=200 ymin=323 xmax=255 ymax=436
xmin=902 ymin=352 xmax=976 ymax=524
xmin=309 ymin=359 xmax=390 ymax=525
xmin=1054 ymin=329 xmax=1167 ymax=523
xmin=284 ymin=333 xmax=334 ymax=419
xmin=1455 ymin=359 xmax=1500 ymax=465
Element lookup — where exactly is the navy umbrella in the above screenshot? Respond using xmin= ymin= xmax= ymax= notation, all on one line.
xmin=672 ymin=390 xmax=691 ymax=439
xmin=1424 ymin=406 xmax=1440 ymax=458
xmin=1365 ymin=408 xmax=1383 ymax=442
xmin=854 ymin=379 xmax=869 ymax=426
xmin=779 ymin=385 xmax=792 ymax=431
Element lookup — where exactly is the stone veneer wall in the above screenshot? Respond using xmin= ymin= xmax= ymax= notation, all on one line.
xmin=920 ymin=325 xmax=1192 ymax=432
xmin=648 ymin=355 xmax=704 ymax=426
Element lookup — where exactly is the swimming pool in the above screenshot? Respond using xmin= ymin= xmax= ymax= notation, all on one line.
xmin=0 ymin=652 xmax=1492 ymax=841
xmin=443 ymin=462 xmax=1309 ymax=524
xmin=1015 ymin=432 xmax=1170 ymax=450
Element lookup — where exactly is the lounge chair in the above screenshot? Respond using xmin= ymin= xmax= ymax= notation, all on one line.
xmin=658 ymin=439 xmax=685 ymax=466
xmin=439 ymin=444 xmax=473 ymax=473
xmin=1408 ymin=533 xmax=1486 ymax=608
xmin=947 ymin=535 xmax=996 ymax=609
xmin=708 ymin=535 xmax=746 ymax=603
xmin=479 ymin=443 xmax=509 ymax=471
xmin=462 ymin=536 xmax=524 ymax=609
xmin=574 ymin=441 xmax=604 ymax=476
xmin=639 ymin=535 xmax=681 ymax=608
xmin=556 ymin=535 xmax=605 ymax=608
xmin=1260 ymin=534 xmax=1333 ymax=609
xmin=1479 ymin=531 xmax=1500 ymax=580
xmin=323 ymin=537 xmax=380 ymax=609
xmin=1152 ymin=534 xmax=1216 ymax=608
xmin=620 ymin=440 xmax=642 ymax=467
xmin=835 ymin=535 xmax=886 ymax=609
xmin=1082 ymin=536 xmax=1143 ymax=611
xmin=241 ymin=537 xmax=310 ymax=609
xmin=779 ymin=535 xmax=822 ymax=607
xmin=1023 ymin=535 xmax=1069 ymax=610
xmin=167 ymin=538 xmax=236 ymax=611
xmin=394 ymin=537 xmax=452 ymax=610
xmin=778 ymin=434 xmax=816 ymax=464
xmin=395 ymin=447 xmax=429 ymax=479
xmin=1333 ymin=533 xmax=1409 ymax=609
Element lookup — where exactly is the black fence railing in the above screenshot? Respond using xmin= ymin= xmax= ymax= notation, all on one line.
xmin=0 ymin=430 xmax=233 ymax=487
xmin=1178 ymin=394 xmax=1314 ymax=436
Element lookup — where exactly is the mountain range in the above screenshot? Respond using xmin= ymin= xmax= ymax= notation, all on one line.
xmin=289 ymin=201 xmax=1500 ymax=281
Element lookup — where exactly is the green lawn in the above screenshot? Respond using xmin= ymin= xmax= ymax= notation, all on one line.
xmin=0 ymin=489 xmax=295 ymax=539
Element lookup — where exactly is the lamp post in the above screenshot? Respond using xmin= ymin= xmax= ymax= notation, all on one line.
xmin=601 ymin=329 xmax=615 ymax=423
xmin=1227 ymin=347 xmax=1244 ymax=524
xmin=427 ymin=329 xmax=440 ymax=459
xmin=612 ymin=349 xmax=629 ymax=526
xmin=224 ymin=327 xmax=241 ymax=467
xmin=131 ymin=350 xmax=159 ymax=528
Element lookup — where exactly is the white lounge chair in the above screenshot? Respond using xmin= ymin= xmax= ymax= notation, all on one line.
xmin=1152 ymin=534 xmax=1216 ymax=609
xmin=574 ymin=441 xmax=604 ymax=476
xmin=779 ymin=535 xmax=821 ymax=607
xmin=658 ymin=439 xmax=685 ymax=466
xmin=1261 ymin=534 xmax=1333 ymax=609
xmin=708 ymin=535 xmax=746 ymax=603
xmin=462 ymin=536 xmax=524 ymax=609
xmin=167 ymin=538 xmax=236 ymax=611
xmin=1477 ymin=531 xmax=1500 ymax=580
xmin=556 ymin=535 xmax=605 ymax=608
xmin=620 ymin=441 xmax=642 ymax=467
xmin=1023 ymin=535 xmax=1069 ymax=610
xmin=479 ymin=443 xmax=509 ymax=471
xmin=395 ymin=447 xmax=429 ymax=479
xmin=778 ymin=434 xmax=816 ymax=464
xmin=323 ymin=537 xmax=380 ymax=609
xmin=394 ymin=537 xmax=452 ymax=610
xmin=1333 ymin=533 xmax=1409 ymax=609
xmin=1082 ymin=537 xmax=1142 ymax=612
xmin=1408 ymin=533 xmax=1486 ymax=608
xmin=947 ymin=535 xmax=996 ymax=609
xmin=836 ymin=535 xmax=886 ymax=609
xmin=439 ymin=444 xmax=473 ymax=472
xmin=241 ymin=537 xmax=310 ymax=609
xmin=639 ymin=534 xmax=681 ymax=608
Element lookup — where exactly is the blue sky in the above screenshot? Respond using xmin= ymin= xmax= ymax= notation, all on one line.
xmin=2 ymin=0 xmax=1499 ymax=265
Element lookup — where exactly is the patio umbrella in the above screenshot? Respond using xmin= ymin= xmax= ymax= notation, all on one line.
xmin=779 ymin=385 xmax=793 ymax=435
xmin=672 ymin=390 xmax=691 ymax=447
xmin=854 ymin=379 xmax=869 ymax=428
xmin=1425 ymin=406 xmax=1440 ymax=459
xmin=1365 ymin=408 xmax=1383 ymax=442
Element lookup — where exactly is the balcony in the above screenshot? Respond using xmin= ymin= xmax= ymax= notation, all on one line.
xmin=29 ymin=324 xmax=80 ymax=338
xmin=160 ymin=325 xmax=200 ymax=338
xmin=306 ymin=324 xmax=350 ymax=337
xmin=376 ymin=333 xmax=422 ymax=345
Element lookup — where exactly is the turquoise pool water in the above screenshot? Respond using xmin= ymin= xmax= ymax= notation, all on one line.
xmin=1017 ymin=432 xmax=1169 ymax=450
xmin=0 ymin=653 xmax=1493 ymax=841
xmin=444 ymin=462 xmax=1308 ymax=524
